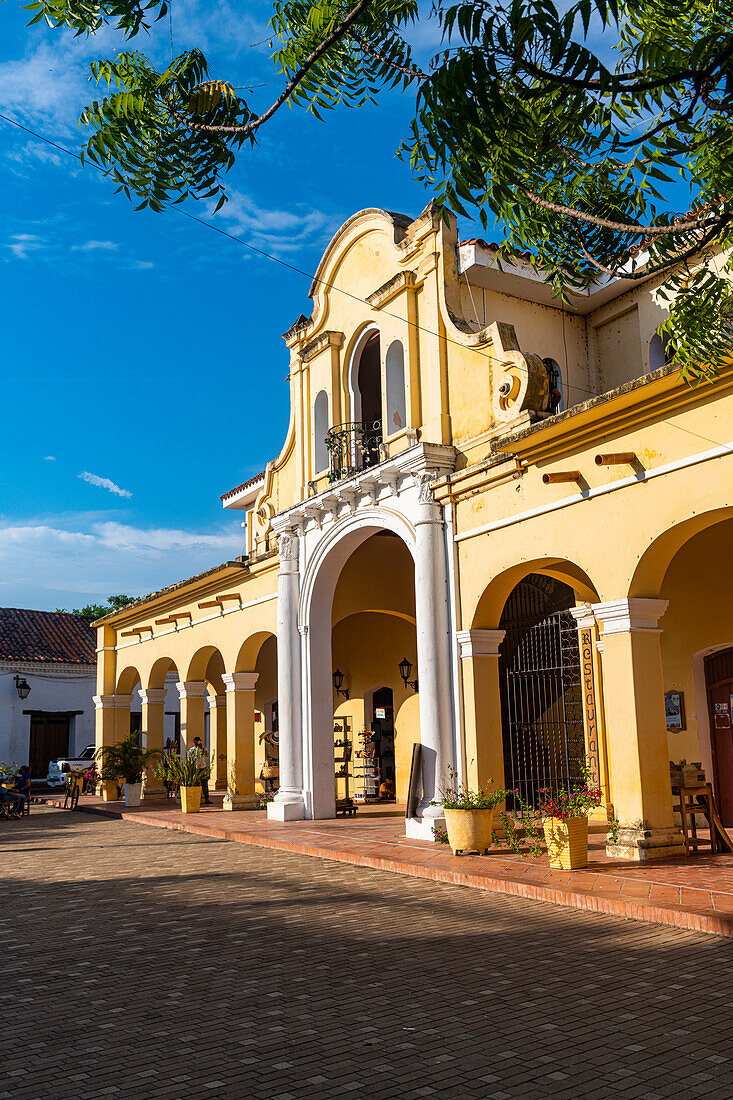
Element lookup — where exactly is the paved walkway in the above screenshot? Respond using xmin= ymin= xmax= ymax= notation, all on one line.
xmin=37 ymin=791 xmax=733 ymax=937
xmin=3 ymin=806 xmax=733 ymax=1099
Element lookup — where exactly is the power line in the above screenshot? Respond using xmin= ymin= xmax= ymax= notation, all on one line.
xmin=1 ymin=108 xmax=723 ymax=451
xmin=0 ymin=108 xmax=478 ymax=358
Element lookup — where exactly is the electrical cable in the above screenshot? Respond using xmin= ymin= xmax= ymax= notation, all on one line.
xmin=0 ymin=108 xmax=728 ymax=451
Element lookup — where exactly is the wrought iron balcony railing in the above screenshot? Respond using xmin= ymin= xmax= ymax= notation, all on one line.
xmin=325 ymin=420 xmax=383 ymax=483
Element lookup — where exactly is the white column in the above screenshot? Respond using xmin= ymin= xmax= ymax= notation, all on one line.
xmin=269 ymin=530 xmax=307 ymax=821
xmin=406 ymin=472 xmax=456 ymax=839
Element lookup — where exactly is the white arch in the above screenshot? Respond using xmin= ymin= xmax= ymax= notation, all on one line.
xmin=298 ymin=507 xmax=416 ymax=819
xmin=299 ymin=506 xmax=416 ymax=631
xmin=347 ymin=322 xmax=380 ymax=424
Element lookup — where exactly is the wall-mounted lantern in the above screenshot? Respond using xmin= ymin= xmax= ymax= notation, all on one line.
xmin=398 ymin=657 xmax=419 ymax=693
xmin=332 ymin=668 xmax=349 ymax=699
xmin=14 ymin=675 xmax=31 ymax=700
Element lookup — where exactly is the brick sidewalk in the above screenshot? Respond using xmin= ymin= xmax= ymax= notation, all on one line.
xmin=3 ymin=807 xmax=733 ymax=1099
xmin=37 ymin=791 xmax=733 ymax=937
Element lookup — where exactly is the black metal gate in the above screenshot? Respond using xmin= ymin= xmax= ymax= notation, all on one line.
xmin=500 ymin=576 xmax=586 ymax=810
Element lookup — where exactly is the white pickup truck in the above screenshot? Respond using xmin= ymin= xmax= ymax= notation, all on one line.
xmin=46 ymin=745 xmax=96 ymax=788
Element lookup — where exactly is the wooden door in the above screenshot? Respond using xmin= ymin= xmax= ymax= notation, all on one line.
xmin=706 ymin=650 xmax=733 ymax=826
xmin=29 ymin=714 xmax=70 ymax=778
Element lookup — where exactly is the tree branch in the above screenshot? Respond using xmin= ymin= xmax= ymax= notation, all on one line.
xmin=521 ymin=187 xmax=721 ymax=236
xmin=572 ymin=216 xmax=731 ymax=281
xmin=349 ymin=31 xmax=427 ymax=79
xmin=167 ymin=0 xmax=373 ymax=136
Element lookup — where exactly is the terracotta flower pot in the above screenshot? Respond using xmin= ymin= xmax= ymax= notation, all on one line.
xmin=543 ymin=815 xmax=588 ymax=869
xmin=444 ymin=807 xmax=494 ymax=856
xmin=181 ymin=785 xmax=202 ymax=813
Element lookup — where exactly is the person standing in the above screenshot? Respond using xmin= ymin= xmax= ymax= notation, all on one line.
xmin=188 ymin=737 xmax=212 ymax=805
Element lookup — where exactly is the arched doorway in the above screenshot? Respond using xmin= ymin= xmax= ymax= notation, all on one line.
xmin=704 ymin=649 xmax=733 ymax=825
xmin=499 ymin=574 xmax=585 ymax=808
xmin=330 ymin=534 xmax=417 ymax=812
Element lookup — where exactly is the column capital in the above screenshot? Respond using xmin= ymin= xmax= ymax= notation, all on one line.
xmin=223 ymin=672 xmax=259 ymax=693
xmin=456 ymin=629 xmax=506 ymax=658
xmin=138 ymin=688 xmax=166 ymax=705
xmin=592 ymin=598 xmax=669 ymax=635
xmin=207 ymin=693 xmax=226 ymax=708
xmin=93 ymin=694 xmax=116 ymax=710
xmin=113 ymin=693 xmax=134 ymax=708
xmin=177 ymin=680 xmax=207 ymax=699
xmin=569 ymin=603 xmax=597 ymax=630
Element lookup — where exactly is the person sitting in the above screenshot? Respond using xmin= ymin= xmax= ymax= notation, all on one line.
xmin=12 ymin=766 xmax=31 ymax=814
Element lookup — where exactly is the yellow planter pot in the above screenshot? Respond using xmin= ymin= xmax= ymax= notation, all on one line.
xmin=181 ymin=786 xmax=202 ymax=813
xmin=101 ymin=781 xmax=119 ymax=802
xmin=444 ymin=807 xmax=494 ymax=856
xmin=543 ymin=816 xmax=589 ymax=869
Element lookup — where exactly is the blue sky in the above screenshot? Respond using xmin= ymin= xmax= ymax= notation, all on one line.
xmin=0 ymin=0 xmax=445 ymax=609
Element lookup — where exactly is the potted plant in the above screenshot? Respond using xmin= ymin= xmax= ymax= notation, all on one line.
xmin=438 ymin=768 xmax=507 ymax=856
xmin=95 ymin=734 xmax=161 ymax=808
xmin=534 ymin=778 xmax=604 ymax=870
xmin=166 ymin=751 xmax=210 ymax=813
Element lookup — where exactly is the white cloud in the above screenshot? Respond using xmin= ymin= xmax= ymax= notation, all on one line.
xmin=0 ymin=518 xmax=240 ymax=607
xmin=7 ymin=140 xmax=64 ymax=168
xmin=7 ymin=233 xmax=45 ymax=259
xmin=71 ymin=240 xmax=118 ymax=252
xmin=130 ymin=260 xmax=154 ymax=270
xmin=79 ymin=471 xmax=133 ymax=498
xmin=211 ymin=189 xmax=336 ymax=253
xmin=43 ymin=455 xmax=56 ymax=461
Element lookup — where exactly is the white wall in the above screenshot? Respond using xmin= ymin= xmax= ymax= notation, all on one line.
xmin=0 ymin=662 xmax=96 ymax=767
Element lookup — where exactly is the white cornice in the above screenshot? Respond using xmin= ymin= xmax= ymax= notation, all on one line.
xmin=456 ymin=629 xmax=506 ymax=658
xmin=0 ymin=660 xmax=96 ymax=676
xmin=592 ymin=598 xmax=669 ymax=634
xmin=272 ymin=442 xmax=457 ymax=535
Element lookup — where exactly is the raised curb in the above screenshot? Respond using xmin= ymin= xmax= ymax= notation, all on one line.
xmin=35 ymin=796 xmax=733 ymax=938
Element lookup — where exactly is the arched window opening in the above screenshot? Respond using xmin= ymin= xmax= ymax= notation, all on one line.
xmin=358 ymin=333 xmax=382 ymax=430
xmin=544 ymin=358 xmax=564 ymax=414
xmin=385 ymin=339 xmax=407 ymax=435
xmin=313 ymin=389 xmax=329 ymax=474
xmin=649 ymin=332 xmax=672 ymax=371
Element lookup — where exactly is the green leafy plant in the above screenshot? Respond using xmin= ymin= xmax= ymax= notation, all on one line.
xmin=165 ymin=751 xmax=211 ymax=788
xmin=95 ymin=733 xmax=161 ymax=785
xmin=438 ymin=767 xmax=507 ymax=811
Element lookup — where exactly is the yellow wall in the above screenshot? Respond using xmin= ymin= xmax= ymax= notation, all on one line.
xmin=659 ymin=519 xmax=733 ymax=765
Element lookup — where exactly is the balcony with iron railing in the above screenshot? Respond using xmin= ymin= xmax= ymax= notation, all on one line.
xmin=325 ymin=420 xmax=383 ymax=483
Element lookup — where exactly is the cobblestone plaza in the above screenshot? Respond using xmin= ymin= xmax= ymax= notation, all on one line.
xmin=3 ymin=807 xmax=733 ymax=1099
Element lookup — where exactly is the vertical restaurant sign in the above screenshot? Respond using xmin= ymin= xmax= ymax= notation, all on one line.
xmin=580 ymin=628 xmax=601 ymax=788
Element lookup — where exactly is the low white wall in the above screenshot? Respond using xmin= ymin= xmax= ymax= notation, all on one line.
xmin=0 ymin=664 xmax=96 ymax=767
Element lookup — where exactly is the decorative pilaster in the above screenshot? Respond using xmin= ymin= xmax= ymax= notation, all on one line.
xmin=269 ymin=530 xmax=306 ymax=821
xmin=592 ymin=598 xmax=684 ymax=860
xmin=406 ymin=474 xmax=456 ymax=840
xmin=207 ymin=693 xmax=227 ymax=790
xmin=222 ymin=673 xmax=259 ymax=810
xmin=177 ymin=681 xmax=207 ymax=754
xmin=456 ymin=629 xmax=506 ymax=794
xmin=568 ymin=605 xmax=612 ymax=820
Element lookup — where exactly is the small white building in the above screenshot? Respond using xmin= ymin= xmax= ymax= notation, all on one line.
xmin=0 ymin=608 xmax=97 ymax=777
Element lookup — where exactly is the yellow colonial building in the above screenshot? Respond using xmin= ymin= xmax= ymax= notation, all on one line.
xmin=95 ymin=205 xmax=733 ymax=860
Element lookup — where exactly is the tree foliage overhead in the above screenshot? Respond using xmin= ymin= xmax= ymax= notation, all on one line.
xmin=26 ymin=0 xmax=733 ymax=380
